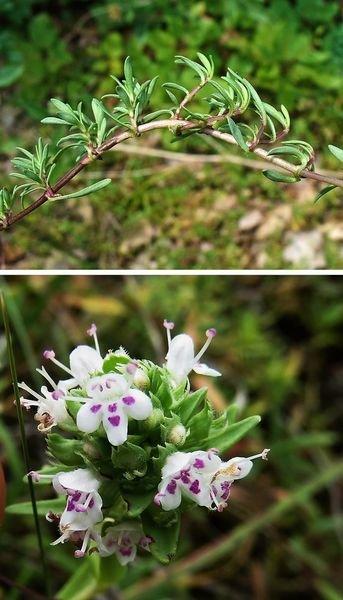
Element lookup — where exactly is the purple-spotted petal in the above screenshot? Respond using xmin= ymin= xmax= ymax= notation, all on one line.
xmin=122 ymin=389 xmax=153 ymax=420
xmin=156 ymin=479 xmax=182 ymax=510
xmin=103 ymin=407 xmax=128 ymax=446
xmin=115 ymin=544 xmax=137 ymax=566
xmin=76 ymin=401 xmax=103 ymax=434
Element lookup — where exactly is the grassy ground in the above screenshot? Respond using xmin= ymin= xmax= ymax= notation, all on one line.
xmin=0 ymin=275 xmax=342 ymax=598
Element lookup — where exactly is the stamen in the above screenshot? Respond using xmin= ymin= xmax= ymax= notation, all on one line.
xmin=87 ymin=323 xmax=100 ymax=355
xmin=248 ymin=448 xmax=270 ymax=461
xmin=193 ymin=327 xmax=217 ymax=365
xmin=163 ymin=319 xmax=174 ymax=349
xmin=18 ymin=382 xmax=44 ymax=402
xmin=43 ymin=350 xmax=73 ymax=376
xmin=20 ymin=397 xmax=39 ymax=408
xmin=75 ymin=529 xmax=91 ymax=558
xmin=51 ymin=532 xmax=69 ymax=546
xmin=36 ymin=366 xmax=57 ymax=389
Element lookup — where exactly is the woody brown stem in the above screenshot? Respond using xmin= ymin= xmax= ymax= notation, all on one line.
xmin=1 ymin=118 xmax=342 ymax=230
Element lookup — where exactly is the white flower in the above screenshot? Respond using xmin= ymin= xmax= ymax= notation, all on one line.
xmin=42 ymin=344 xmax=103 ymax=391
xmin=99 ymin=521 xmax=153 ymax=565
xmin=19 ymin=379 xmax=69 ymax=432
xmin=40 ymin=322 xmax=103 ymax=392
xmin=154 ymin=449 xmax=269 ymax=512
xmin=50 ymin=468 xmax=104 ymax=558
xmin=163 ymin=320 xmax=221 ymax=384
xmin=76 ymin=363 xmax=153 ymax=446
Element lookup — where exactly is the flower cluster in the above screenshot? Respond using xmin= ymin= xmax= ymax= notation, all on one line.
xmin=18 ymin=321 xmax=269 ymax=565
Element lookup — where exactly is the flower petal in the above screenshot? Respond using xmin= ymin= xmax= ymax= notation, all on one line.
xmin=158 ymin=479 xmax=182 ymax=510
xmin=193 ymin=362 xmax=221 ymax=377
xmin=220 ymin=457 xmax=253 ymax=480
xmin=115 ymin=544 xmax=137 ymax=566
xmin=103 ymin=405 xmax=128 ymax=446
xmin=166 ymin=334 xmax=195 ymax=383
xmin=76 ymin=401 xmax=103 ymax=434
xmin=161 ymin=452 xmax=191 ymax=479
xmin=69 ymin=345 xmax=103 ymax=383
xmin=54 ymin=468 xmax=101 ymax=493
xmin=86 ymin=373 xmax=128 ymax=401
xmin=121 ymin=389 xmax=153 ymax=420
xmin=59 ymin=491 xmax=102 ymax=531
xmin=190 ymin=450 xmax=222 ymax=474
xmin=57 ymin=377 xmax=78 ymax=392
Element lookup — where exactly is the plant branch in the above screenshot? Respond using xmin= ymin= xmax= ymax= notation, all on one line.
xmin=174 ymin=82 xmax=207 ymax=119
xmin=1 ymin=118 xmax=342 ymax=230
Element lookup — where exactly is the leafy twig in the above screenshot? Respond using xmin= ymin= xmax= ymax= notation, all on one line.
xmin=1 ymin=54 xmax=342 ymax=230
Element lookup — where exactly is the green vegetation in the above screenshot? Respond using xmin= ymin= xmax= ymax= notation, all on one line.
xmin=0 ymin=275 xmax=342 ymax=597
xmin=0 ymin=1 xmax=342 ymax=268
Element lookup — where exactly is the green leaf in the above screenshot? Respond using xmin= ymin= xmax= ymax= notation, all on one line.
xmin=263 ymin=170 xmax=300 ymax=183
xmin=142 ymin=511 xmax=180 ymax=564
xmin=91 ymin=98 xmax=104 ymax=126
xmin=103 ymin=352 xmax=130 ymax=373
xmin=314 ymin=185 xmax=336 ymax=203
xmin=6 ymin=498 xmax=65 ymax=516
xmin=227 ymin=118 xmax=249 ymax=152
xmin=183 ymin=403 xmax=212 ymax=450
xmin=47 ymin=433 xmax=84 ymax=466
xmin=328 ymin=144 xmax=343 ymax=162
xmin=57 ymin=554 xmax=99 ymax=600
xmin=66 ymin=398 xmax=83 ymax=420
xmin=206 ymin=415 xmax=261 ymax=452
xmin=126 ymin=489 xmax=156 ymax=517
xmin=176 ymin=387 xmax=207 ymax=424
xmin=41 ymin=117 xmax=70 ymax=125
xmin=267 ymin=145 xmax=306 ymax=163
xmin=55 ymin=179 xmax=111 ymax=200
xmin=98 ymin=555 xmax=125 ymax=590
xmin=111 ymin=442 xmax=148 ymax=473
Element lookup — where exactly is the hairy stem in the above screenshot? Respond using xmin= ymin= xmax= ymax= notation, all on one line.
xmin=1 ymin=118 xmax=342 ymax=230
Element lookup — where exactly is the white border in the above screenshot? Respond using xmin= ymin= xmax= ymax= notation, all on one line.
xmin=1 ymin=270 xmax=343 ymax=276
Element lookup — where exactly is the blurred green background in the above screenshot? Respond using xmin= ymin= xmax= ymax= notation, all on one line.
xmin=0 ymin=275 xmax=342 ymax=598
xmin=1 ymin=0 xmax=342 ymax=268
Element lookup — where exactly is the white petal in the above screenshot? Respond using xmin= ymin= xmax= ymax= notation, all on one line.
xmin=86 ymin=373 xmax=128 ymax=401
xmin=220 ymin=457 xmax=253 ymax=480
xmin=161 ymin=452 xmax=191 ymax=479
xmin=166 ymin=334 xmax=195 ymax=383
xmin=69 ymin=345 xmax=103 ymax=383
xmin=193 ymin=362 xmax=221 ymax=377
xmin=54 ymin=468 xmax=101 ymax=493
xmin=103 ymin=405 xmax=128 ymax=446
xmin=41 ymin=388 xmax=69 ymax=424
xmin=57 ymin=377 xmax=78 ymax=392
xmin=121 ymin=389 xmax=153 ymax=420
xmin=76 ymin=401 xmax=103 ymax=434
xmin=158 ymin=479 xmax=182 ymax=510
xmin=59 ymin=492 xmax=102 ymax=531
xmin=190 ymin=450 xmax=222 ymax=474
xmin=181 ymin=478 xmax=212 ymax=508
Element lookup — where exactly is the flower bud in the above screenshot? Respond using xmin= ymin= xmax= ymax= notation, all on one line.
xmin=168 ymin=424 xmax=188 ymax=446
xmin=133 ymin=368 xmax=150 ymax=389
xmin=144 ymin=408 xmax=164 ymax=430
